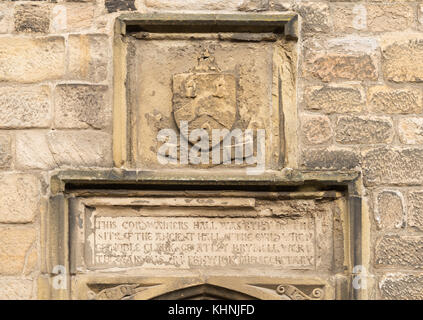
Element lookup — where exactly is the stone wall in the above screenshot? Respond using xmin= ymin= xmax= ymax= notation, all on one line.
xmin=0 ymin=0 xmax=422 ymax=299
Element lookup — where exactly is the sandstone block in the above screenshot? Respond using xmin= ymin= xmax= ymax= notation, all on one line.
xmin=0 ymin=134 xmax=11 ymax=168
xmin=368 ymin=86 xmax=423 ymax=114
xmin=301 ymin=114 xmax=332 ymax=145
xmin=0 ymin=279 xmax=33 ymax=300
xmin=143 ymin=0 xmax=243 ymax=10
xmin=380 ymin=273 xmax=423 ymax=300
xmin=408 ymin=191 xmax=423 ymax=231
xmin=0 ymin=174 xmax=41 ymax=223
xmin=68 ymin=34 xmax=109 ymax=82
xmin=54 ymin=84 xmax=109 ymax=129
xmin=376 ymin=235 xmax=423 ymax=268
xmin=399 ymin=118 xmax=423 ymax=145
xmin=375 ymin=191 xmax=405 ymax=230
xmin=362 ymin=147 xmax=423 ymax=186
xmin=14 ymin=4 xmax=50 ymax=33
xmin=51 ymin=4 xmax=94 ymax=32
xmin=367 ymin=3 xmax=413 ymax=32
xmin=0 ymin=37 xmax=65 ymax=83
xmin=296 ymin=2 xmax=331 ymax=34
xmin=304 ymin=85 xmax=363 ymax=114
xmin=335 ymin=116 xmax=393 ymax=144
xmin=0 ymin=227 xmax=37 ymax=276
xmin=0 ymin=86 xmax=51 ymax=128
xmin=301 ymin=147 xmax=360 ymax=170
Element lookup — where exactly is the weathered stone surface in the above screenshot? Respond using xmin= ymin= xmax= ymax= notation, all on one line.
xmin=399 ymin=118 xmax=423 ymax=145
xmin=0 ymin=227 xmax=37 ymax=276
xmin=301 ymin=114 xmax=332 ymax=145
xmin=301 ymin=147 xmax=360 ymax=170
xmin=367 ymin=3 xmax=413 ymax=32
xmin=51 ymin=4 xmax=94 ymax=32
xmin=68 ymin=34 xmax=108 ymax=82
xmin=143 ymin=0 xmax=243 ymax=10
xmin=368 ymin=86 xmax=423 ymax=114
xmin=238 ymin=0 xmax=269 ymax=12
xmin=380 ymin=273 xmax=423 ymax=300
xmin=0 ymin=37 xmax=65 ymax=83
xmin=375 ymin=191 xmax=405 ymax=230
xmin=0 ymin=174 xmax=41 ymax=223
xmin=0 ymin=3 xmax=13 ymax=34
xmin=16 ymin=131 xmax=112 ymax=169
xmin=304 ymin=85 xmax=363 ymax=113
xmin=0 ymin=86 xmax=51 ymax=128
xmin=14 ymin=4 xmax=49 ymax=33
xmin=46 ymin=131 xmax=112 ymax=168
xmin=362 ymin=147 xmax=423 ymax=186
xmin=382 ymin=36 xmax=423 ymax=82
xmin=54 ymin=84 xmax=109 ymax=129
xmin=376 ymin=235 xmax=423 ymax=268
xmin=105 ymin=0 xmax=136 ymax=12
xmin=296 ymin=2 xmax=330 ymax=34
xmin=408 ymin=191 xmax=423 ymax=231
xmin=307 ymin=54 xmax=377 ymax=82
xmin=332 ymin=3 xmax=367 ymax=33
xmin=0 ymin=134 xmax=11 ymax=168
xmin=335 ymin=116 xmax=393 ymax=144
xmin=0 ymin=279 xmax=33 ymax=300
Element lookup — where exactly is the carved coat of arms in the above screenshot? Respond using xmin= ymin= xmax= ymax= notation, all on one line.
xmin=172 ymin=49 xmax=237 ymax=146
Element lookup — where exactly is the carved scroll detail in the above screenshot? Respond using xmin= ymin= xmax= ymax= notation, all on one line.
xmin=276 ymin=285 xmax=324 ymax=300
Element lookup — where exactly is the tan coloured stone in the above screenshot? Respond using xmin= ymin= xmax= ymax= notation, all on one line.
xmin=14 ymin=3 xmax=50 ymax=33
xmin=0 ymin=279 xmax=33 ymax=300
xmin=0 ymin=37 xmax=65 ymax=83
xmin=16 ymin=130 xmax=112 ymax=169
xmin=0 ymin=3 xmax=13 ymax=34
xmin=376 ymin=235 xmax=423 ymax=268
xmin=367 ymin=3 xmax=413 ymax=32
xmin=0 ymin=227 xmax=37 ymax=276
xmin=68 ymin=34 xmax=109 ymax=82
xmin=362 ymin=147 xmax=423 ymax=186
xmin=332 ymin=3 xmax=366 ymax=33
xmin=368 ymin=86 xmax=423 ymax=114
xmin=307 ymin=54 xmax=377 ymax=82
xmin=54 ymin=84 xmax=109 ymax=129
xmin=304 ymin=86 xmax=363 ymax=113
xmin=301 ymin=146 xmax=360 ymax=170
xmin=399 ymin=118 xmax=423 ymax=145
xmin=296 ymin=2 xmax=330 ymax=34
xmin=382 ymin=36 xmax=423 ymax=82
xmin=335 ymin=116 xmax=393 ymax=144
xmin=0 ymin=134 xmax=11 ymax=168
xmin=144 ymin=0 xmax=244 ymax=10
xmin=301 ymin=114 xmax=332 ymax=145
xmin=0 ymin=174 xmax=41 ymax=223
xmin=380 ymin=273 xmax=423 ymax=300
xmin=408 ymin=191 xmax=423 ymax=231
xmin=0 ymin=86 xmax=51 ymax=128
xmin=375 ymin=191 xmax=405 ymax=230
xmin=52 ymin=4 xmax=94 ymax=32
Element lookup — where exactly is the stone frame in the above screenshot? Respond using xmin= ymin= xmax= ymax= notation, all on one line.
xmin=39 ymin=169 xmax=363 ymax=300
xmin=112 ymin=12 xmax=299 ymax=169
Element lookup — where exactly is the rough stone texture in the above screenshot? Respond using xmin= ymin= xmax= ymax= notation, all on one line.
xmin=0 ymin=86 xmax=51 ymax=128
xmin=68 ymin=34 xmax=109 ymax=82
xmin=301 ymin=146 xmax=360 ymax=170
xmin=0 ymin=279 xmax=33 ymax=300
xmin=362 ymin=147 xmax=423 ymax=186
xmin=332 ymin=3 xmax=366 ymax=34
xmin=0 ymin=227 xmax=37 ymax=276
xmin=296 ymin=2 xmax=330 ymax=34
xmin=399 ymin=118 xmax=423 ymax=145
xmin=0 ymin=174 xmax=41 ymax=223
xmin=367 ymin=86 xmax=423 ymax=114
xmin=54 ymin=84 xmax=109 ymax=129
xmin=335 ymin=116 xmax=393 ymax=144
xmin=14 ymin=4 xmax=50 ymax=33
xmin=0 ymin=37 xmax=65 ymax=83
xmin=375 ymin=235 xmax=423 ymax=268
xmin=382 ymin=36 xmax=423 ymax=83
xmin=380 ymin=273 xmax=423 ymax=300
xmin=0 ymin=134 xmax=12 ymax=168
xmin=304 ymin=86 xmax=363 ymax=114
xmin=143 ymin=0 xmax=244 ymax=10
xmin=375 ymin=191 xmax=405 ymax=231
xmin=105 ymin=0 xmax=136 ymax=12
xmin=16 ymin=131 xmax=112 ymax=169
xmin=301 ymin=114 xmax=332 ymax=145
xmin=408 ymin=191 xmax=423 ymax=231
xmin=0 ymin=3 xmax=13 ymax=34
xmin=367 ymin=3 xmax=414 ymax=32
xmin=238 ymin=0 xmax=269 ymax=12
xmin=307 ymin=54 xmax=378 ymax=82
xmin=51 ymin=3 xmax=95 ymax=32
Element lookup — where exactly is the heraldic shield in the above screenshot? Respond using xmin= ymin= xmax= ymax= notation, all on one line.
xmin=172 ymin=49 xmax=237 ymax=146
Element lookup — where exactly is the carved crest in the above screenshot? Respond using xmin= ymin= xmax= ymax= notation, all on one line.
xmin=172 ymin=49 xmax=237 ymax=146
